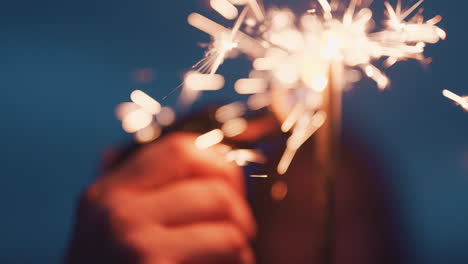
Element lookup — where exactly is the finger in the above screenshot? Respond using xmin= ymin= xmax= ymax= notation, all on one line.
xmin=240 ymin=246 xmax=255 ymax=264
xmin=115 ymin=133 xmax=244 ymax=193
xmin=166 ymin=222 xmax=250 ymax=264
xmin=138 ymin=179 xmax=256 ymax=238
xmin=99 ymin=147 xmax=123 ymax=173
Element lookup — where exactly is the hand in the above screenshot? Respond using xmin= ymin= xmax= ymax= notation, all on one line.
xmin=66 ymin=133 xmax=256 ymax=264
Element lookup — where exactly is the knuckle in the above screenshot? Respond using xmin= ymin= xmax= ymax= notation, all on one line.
xmin=161 ymin=133 xmax=191 ymax=156
xmin=206 ymin=181 xmax=230 ymax=212
xmin=120 ymin=228 xmax=167 ymax=263
xmin=79 ymin=181 xmax=112 ymax=209
xmin=221 ymin=225 xmax=245 ymax=252
xmin=80 ymin=172 xmax=123 ymax=207
xmin=121 ymin=231 xmax=151 ymax=257
xmin=81 ymin=183 xmax=101 ymax=204
xmin=107 ymin=198 xmax=138 ymax=230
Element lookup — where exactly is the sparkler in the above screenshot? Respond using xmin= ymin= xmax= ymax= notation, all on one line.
xmin=117 ymin=0 xmax=445 ymax=177
xmin=184 ymin=0 xmax=445 ymax=174
xmin=116 ymin=90 xmax=173 ymax=143
xmin=115 ymin=1 xmax=445 ymax=261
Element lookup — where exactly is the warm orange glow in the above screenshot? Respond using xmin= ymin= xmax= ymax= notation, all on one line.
xmin=271 ymin=181 xmax=288 ymax=201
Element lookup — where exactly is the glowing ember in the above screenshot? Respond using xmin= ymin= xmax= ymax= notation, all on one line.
xmin=271 ymin=181 xmax=288 ymax=201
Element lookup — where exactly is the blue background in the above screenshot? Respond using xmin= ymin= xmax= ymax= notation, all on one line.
xmin=0 ymin=0 xmax=467 ymax=263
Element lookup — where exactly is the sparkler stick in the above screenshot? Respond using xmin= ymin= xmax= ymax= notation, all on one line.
xmin=314 ymin=62 xmax=344 ymax=264
xmin=115 ymin=1 xmax=446 ymax=262
xmin=316 ymin=63 xmax=342 ymax=167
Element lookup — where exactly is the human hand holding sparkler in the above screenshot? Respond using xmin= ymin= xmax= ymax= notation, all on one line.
xmin=66 ymin=133 xmax=256 ymax=264
xmin=71 ymin=1 xmax=447 ymax=263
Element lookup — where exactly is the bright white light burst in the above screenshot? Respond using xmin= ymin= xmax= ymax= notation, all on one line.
xmin=116 ymin=0 xmax=446 ymax=176
xmin=184 ymin=0 xmax=445 ymax=174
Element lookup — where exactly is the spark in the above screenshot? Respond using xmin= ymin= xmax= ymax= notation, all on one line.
xmin=215 ymin=102 xmax=246 ymax=123
xmin=222 ymin=117 xmax=248 ymax=137
xmin=210 ymin=0 xmax=239 ymax=20
xmin=277 ymin=111 xmax=327 ymax=175
xmin=115 ymin=102 xmax=140 ymax=121
xmin=195 ymin=129 xmax=225 ymax=149
xmin=184 ymin=71 xmax=225 ymax=91
xmin=130 ymin=90 xmax=162 ymax=115
xmin=134 ymin=124 xmax=161 ymax=143
xmin=227 ymin=149 xmax=266 ymax=166
xmin=250 ymin=174 xmax=269 ymax=178
xmin=121 ymin=109 xmax=154 ymax=133
xmin=117 ymin=91 xmax=176 ymax=135
xmin=443 ymin=90 xmax=468 ymax=111
xmin=247 ymin=93 xmax=270 ymax=110
xmin=234 ymin=78 xmax=268 ymax=94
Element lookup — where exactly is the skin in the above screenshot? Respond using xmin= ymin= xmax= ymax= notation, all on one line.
xmin=66 ymin=133 xmax=256 ymax=264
